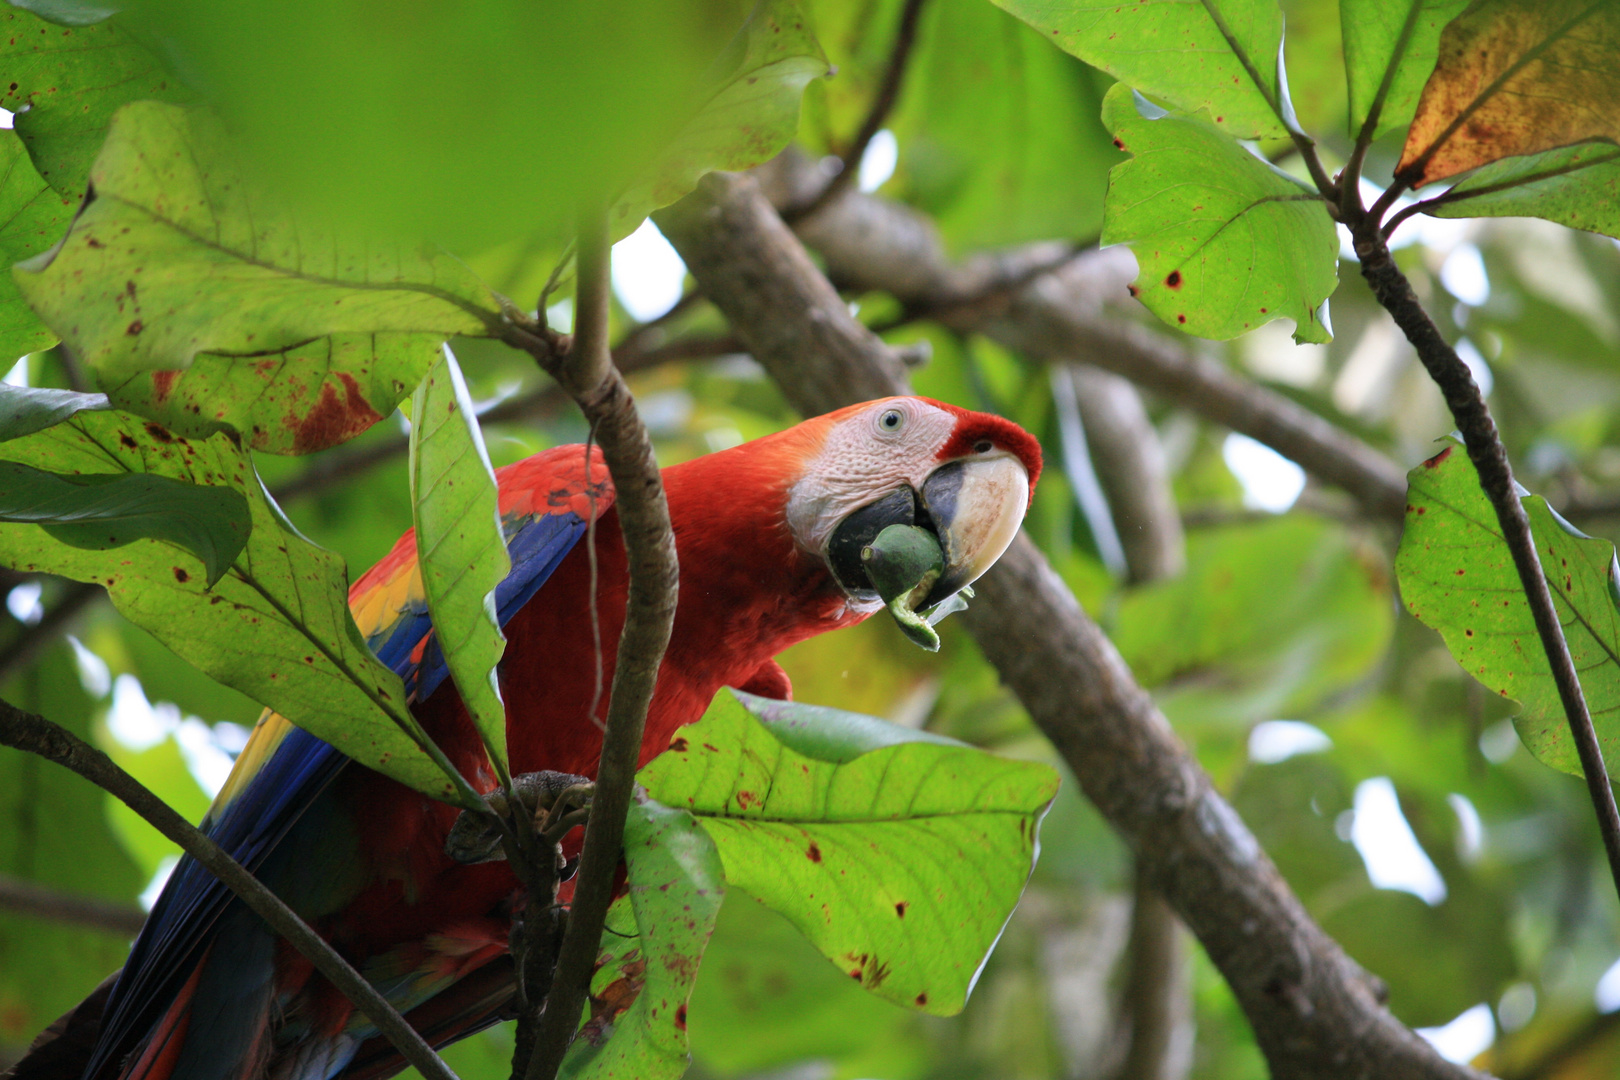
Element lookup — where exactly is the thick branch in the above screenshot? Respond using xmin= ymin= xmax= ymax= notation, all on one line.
xmin=754 ymin=150 xmax=1410 ymax=523
xmin=1350 ymin=224 xmax=1620 ymax=902
xmin=0 ymin=697 xmax=457 ymax=1080
xmin=507 ymin=207 xmax=680 ymax=1080
xmin=0 ymin=872 xmax=147 ymax=937
xmin=657 ymin=169 xmax=1485 ymax=1080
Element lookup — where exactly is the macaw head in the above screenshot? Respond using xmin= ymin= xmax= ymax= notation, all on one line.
xmin=781 ymin=396 xmax=1042 ymax=612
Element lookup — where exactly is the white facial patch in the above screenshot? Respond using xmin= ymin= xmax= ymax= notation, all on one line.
xmin=785 ymin=398 xmax=958 ymax=556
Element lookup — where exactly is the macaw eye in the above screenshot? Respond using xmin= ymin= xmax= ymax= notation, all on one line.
xmin=974 ymin=440 xmax=993 ymax=453
xmin=878 ymin=408 xmax=905 ymax=433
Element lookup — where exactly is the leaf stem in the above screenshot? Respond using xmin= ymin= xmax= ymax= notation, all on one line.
xmin=0 ymin=696 xmax=459 ymax=1080
xmin=1349 ymin=218 xmax=1620 ymax=906
xmin=1342 ymin=0 xmax=1427 ymax=206
xmin=509 ymin=201 xmax=680 ymax=1080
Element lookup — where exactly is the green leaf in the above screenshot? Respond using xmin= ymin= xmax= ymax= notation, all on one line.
xmin=0 ymin=129 xmax=72 ymax=357
xmin=0 ymin=6 xmax=189 ymax=201
xmin=1425 ymin=142 xmax=1620 ymax=241
xmin=1396 ymin=436 xmax=1620 ymax=778
xmin=0 ymin=407 xmax=458 ymax=800
xmin=5 ymin=1 xmax=116 ymax=30
xmin=0 ymin=461 xmax=249 ymax=586
xmin=639 ymin=688 xmax=1058 ymax=1015
xmin=102 ymin=333 xmax=440 ymax=455
xmin=616 ymin=0 xmax=827 ymax=238
xmin=1341 ymin=0 xmax=1469 ymax=140
xmin=561 ymin=798 xmax=724 ymax=1080
xmin=13 ymin=102 xmax=497 ymax=381
xmin=0 ymin=383 xmax=108 ymax=441
xmin=408 ymin=347 xmax=508 ymax=773
xmin=1099 ymin=83 xmax=1338 ymax=344
xmin=990 ymin=0 xmax=1288 ymax=139
xmin=124 ymin=0 xmax=747 ymax=252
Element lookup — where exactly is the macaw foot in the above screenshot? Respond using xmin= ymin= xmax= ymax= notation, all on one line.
xmin=444 ymin=770 xmax=593 ymax=865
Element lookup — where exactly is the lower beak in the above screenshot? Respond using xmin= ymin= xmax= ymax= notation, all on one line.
xmin=917 ymin=455 xmax=1029 ymax=608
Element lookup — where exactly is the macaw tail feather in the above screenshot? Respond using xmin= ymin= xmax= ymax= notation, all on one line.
xmin=338 ymin=957 xmax=516 ymax=1080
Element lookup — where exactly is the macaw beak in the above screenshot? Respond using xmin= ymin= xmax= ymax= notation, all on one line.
xmin=825 ymin=454 xmax=1030 ymax=608
xmin=916 ymin=454 xmax=1029 ymax=608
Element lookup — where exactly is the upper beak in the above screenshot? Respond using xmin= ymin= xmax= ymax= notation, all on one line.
xmin=916 ymin=455 xmax=1029 ymax=608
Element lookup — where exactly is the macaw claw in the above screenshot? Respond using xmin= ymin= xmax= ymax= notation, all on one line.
xmin=862 ymin=523 xmax=964 ymax=652
xmin=445 ymin=770 xmax=593 ymax=864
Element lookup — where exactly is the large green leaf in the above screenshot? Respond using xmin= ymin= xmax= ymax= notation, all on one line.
xmin=0 ymin=383 xmax=108 ymax=440
xmin=1396 ymin=436 xmax=1620 ymax=778
xmin=1425 ymin=142 xmax=1620 ymax=241
xmin=990 ymin=0 xmax=1288 ymax=139
xmin=0 ymin=461 xmax=249 ymax=585
xmin=1341 ymin=0 xmax=1469 ymax=140
xmin=561 ymin=798 xmax=724 ymax=1080
xmin=613 ymin=0 xmax=826 ymax=238
xmin=0 ymin=644 xmax=144 ymax=1054
xmin=0 ymin=5 xmax=189 ymax=201
xmin=408 ymin=348 xmax=508 ymax=772
xmin=639 ymin=689 xmax=1058 ymax=1016
xmin=14 ymin=102 xmax=497 ymax=381
xmin=101 ymin=333 xmax=442 ymax=455
xmin=0 ymin=407 xmax=458 ymax=799
xmin=1099 ymin=83 xmax=1338 ymax=344
xmin=0 ymin=129 xmax=72 ymax=357
xmin=124 ymin=0 xmax=747 ymax=252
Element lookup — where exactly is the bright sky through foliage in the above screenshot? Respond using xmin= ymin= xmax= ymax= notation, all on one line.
xmin=1247 ymin=720 xmax=1332 ymax=764
xmin=1416 ymin=1002 xmax=1494 ymax=1065
xmin=1351 ymin=777 xmax=1447 ymax=906
xmin=859 ymin=128 xmax=898 ymax=192
xmin=1222 ymin=434 xmax=1305 ymax=512
xmin=612 ymin=219 xmax=687 ymax=323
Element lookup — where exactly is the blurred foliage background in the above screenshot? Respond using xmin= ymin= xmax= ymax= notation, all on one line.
xmin=3 ymin=0 xmax=1620 ymax=1077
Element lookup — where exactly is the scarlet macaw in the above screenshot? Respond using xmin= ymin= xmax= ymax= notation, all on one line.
xmin=40 ymin=396 xmax=1041 ymax=1080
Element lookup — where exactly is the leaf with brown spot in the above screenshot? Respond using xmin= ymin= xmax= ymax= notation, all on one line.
xmin=639 ymin=689 xmax=1059 ymax=1016
xmin=1397 ymin=435 xmax=1620 ymax=779
xmin=1397 ymin=0 xmax=1620 ymax=188
xmin=561 ymin=798 xmax=722 ymax=1080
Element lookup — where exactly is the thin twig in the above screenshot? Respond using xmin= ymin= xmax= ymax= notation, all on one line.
xmin=0 ymin=696 xmax=458 ymax=1080
xmin=0 ymin=871 xmax=146 ymax=936
xmin=1349 ymin=208 xmax=1620 ymax=905
xmin=782 ymin=0 xmax=929 ymax=223
xmin=505 ymin=203 xmax=680 ymax=1080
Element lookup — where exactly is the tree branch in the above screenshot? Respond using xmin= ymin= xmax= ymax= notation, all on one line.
xmin=1348 ymin=218 xmax=1620 ymax=904
xmin=753 ymin=150 xmax=1411 ymax=523
xmin=783 ymin=0 xmax=928 ymax=223
xmin=656 ymin=169 xmax=1487 ymax=1080
xmin=0 ymin=871 xmax=146 ymax=937
xmin=0 ymin=696 xmax=458 ymax=1080
xmin=501 ymin=204 xmax=680 ymax=1080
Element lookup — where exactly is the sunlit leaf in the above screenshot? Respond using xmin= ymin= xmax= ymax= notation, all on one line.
xmin=561 ymin=798 xmax=724 ymax=1080
xmin=0 ymin=407 xmax=457 ymax=799
xmin=1396 ymin=0 xmax=1620 ymax=188
xmin=1425 ymin=142 xmax=1620 ymax=240
xmin=1099 ymin=84 xmax=1338 ymax=344
xmin=614 ymin=0 xmax=826 ymax=238
xmin=0 ymin=461 xmax=250 ymax=585
xmin=0 ymin=383 xmax=108 ymax=441
xmin=0 ymin=5 xmax=189 ymax=201
xmin=990 ymin=0 xmax=1288 ymax=139
xmin=1341 ymin=0 xmax=1469 ymax=140
xmin=639 ymin=688 xmax=1058 ymax=1016
xmin=101 ymin=334 xmax=441 ymax=455
xmin=1396 ymin=436 xmax=1620 ymax=778
xmin=14 ymin=102 xmax=497 ymax=381
xmin=408 ymin=347 xmax=508 ymax=773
